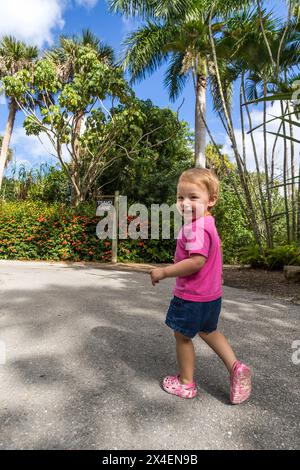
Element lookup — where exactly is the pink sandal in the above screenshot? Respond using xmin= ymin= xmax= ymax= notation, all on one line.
xmin=163 ymin=374 xmax=197 ymax=399
xmin=230 ymin=360 xmax=252 ymax=404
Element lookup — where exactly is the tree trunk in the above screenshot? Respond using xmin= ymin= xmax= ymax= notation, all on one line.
xmin=242 ymin=77 xmax=270 ymax=246
xmin=70 ymin=112 xmax=84 ymax=206
xmin=0 ymin=101 xmax=17 ymax=190
xmin=263 ymin=80 xmax=273 ymax=248
xmin=281 ymin=100 xmax=291 ymax=243
xmin=195 ymin=73 xmax=207 ymax=168
xmin=70 ymin=174 xmax=83 ymax=207
xmin=287 ymin=101 xmax=296 ymax=242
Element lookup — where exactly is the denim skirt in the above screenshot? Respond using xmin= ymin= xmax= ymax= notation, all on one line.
xmin=165 ymin=295 xmax=222 ymax=339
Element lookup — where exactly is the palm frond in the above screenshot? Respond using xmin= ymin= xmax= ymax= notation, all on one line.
xmin=0 ymin=36 xmax=38 ymax=76
xmin=109 ymin=0 xmax=254 ymax=21
xmin=108 ymin=0 xmax=157 ymax=18
xmin=122 ymin=21 xmax=178 ymax=82
xmin=45 ymin=30 xmax=115 ymax=82
xmin=244 ymin=71 xmax=263 ymax=101
xmin=164 ymin=52 xmax=189 ymax=101
xmin=214 ymin=0 xmax=254 ymax=15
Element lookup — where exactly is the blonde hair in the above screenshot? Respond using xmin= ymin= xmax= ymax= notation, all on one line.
xmin=178 ymin=168 xmax=220 ymax=212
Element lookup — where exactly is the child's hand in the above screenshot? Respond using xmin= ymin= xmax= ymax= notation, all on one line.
xmin=150 ymin=268 xmax=166 ymax=286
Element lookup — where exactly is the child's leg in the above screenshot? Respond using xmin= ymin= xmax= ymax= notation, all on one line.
xmin=198 ymin=331 xmax=237 ymax=373
xmin=174 ymin=331 xmax=195 ymax=384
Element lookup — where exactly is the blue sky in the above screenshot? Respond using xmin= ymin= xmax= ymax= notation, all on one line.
xmin=0 ymin=0 xmax=292 ymax=171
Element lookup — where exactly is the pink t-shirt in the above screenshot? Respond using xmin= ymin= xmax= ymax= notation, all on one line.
xmin=172 ymin=215 xmax=223 ymax=302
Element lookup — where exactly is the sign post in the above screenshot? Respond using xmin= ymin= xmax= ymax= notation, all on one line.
xmin=112 ymin=190 xmax=119 ymax=264
xmin=96 ymin=191 xmax=119 ymax=264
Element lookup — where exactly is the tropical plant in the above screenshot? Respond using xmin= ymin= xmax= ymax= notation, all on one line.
xmin=108 ymin=0 xmax=254 ymax=168
xmin=44 ymin=30 xmax=115 ymax=205
xmin=245 ymin=84 xmax=300 ymax=245
xmin=205 ymin=0 xmax=300 ymax=251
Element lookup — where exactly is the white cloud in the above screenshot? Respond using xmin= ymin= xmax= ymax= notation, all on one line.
xmin=0 ymin=0 xmax=101 ymax=48
xmin=0 ymin=0 xmax=65 ymax=47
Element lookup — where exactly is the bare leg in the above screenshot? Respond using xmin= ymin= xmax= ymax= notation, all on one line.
xmin=198 ymin=331 xmax=237 ymax=373
xmin=174 ymin=331 xmax=195 ymax=384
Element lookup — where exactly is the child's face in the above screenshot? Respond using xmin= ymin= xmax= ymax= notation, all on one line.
xmin=176 ymin=181 xmax=215 ymax=220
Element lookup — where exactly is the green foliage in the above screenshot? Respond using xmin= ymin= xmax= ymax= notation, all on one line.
xmin=0 ymin=163 xmax=71 ymax=203
xmin=237 ymin=243 xmax=300 ymax=269
xmin=27 ymin=167 xmax=71 ymax=203
xmin=0 ymin=201 xmax=176 ymax=263
xmin=213 ymin=176 xmax=254 ymax=264
xmin=98 ymin=99 xmax=193 ymax=206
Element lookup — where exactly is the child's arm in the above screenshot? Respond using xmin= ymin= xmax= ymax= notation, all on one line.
xmin=150 ymin=255 xmax=206 ymax=286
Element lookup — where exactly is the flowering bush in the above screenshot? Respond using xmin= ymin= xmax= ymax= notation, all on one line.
xmin=0 ymin=201 xmax=176 ymax=263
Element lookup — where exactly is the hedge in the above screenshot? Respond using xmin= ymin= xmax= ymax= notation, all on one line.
xmin=0 ymin=201 xmax=176 ymax=263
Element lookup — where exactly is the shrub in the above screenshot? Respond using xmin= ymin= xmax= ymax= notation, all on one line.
xmin=0 ymin=201 xmax=176 ymax=263
xmin=237 ymin=243 xmax=300 ymax=269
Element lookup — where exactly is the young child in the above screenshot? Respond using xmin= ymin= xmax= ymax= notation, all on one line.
xmin=150 ymin=168 xmax=251 ymax=404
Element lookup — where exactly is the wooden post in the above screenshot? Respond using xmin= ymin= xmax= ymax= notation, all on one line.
xmin=112 ymin=190 xmax=119 ymax=263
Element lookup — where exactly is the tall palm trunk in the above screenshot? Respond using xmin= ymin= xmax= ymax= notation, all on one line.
xmin=70 ymin=112 xmax=84 ymax=206
xmin=281 ymin=100 xmax=291 ymax=243
xmin=287 ymin=101 xmax=296 ymax=242
xmin=195 ymin=73 xmax=207 ymax=168
xmin=242 ymin=78 xmax=270 ymax=247
xmin=0 ymin=100 xmax=17 ymax=190
xmin=263 ymin=80 xmax=273 ymax=248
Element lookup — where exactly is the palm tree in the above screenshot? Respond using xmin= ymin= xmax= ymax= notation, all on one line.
xmin=46 ymin=29 xmax=114 ymax=83
xmin=0 ymin=36 xmax=38 ymax=189
xmin=109 ymin=0 xmax=252 ymax=168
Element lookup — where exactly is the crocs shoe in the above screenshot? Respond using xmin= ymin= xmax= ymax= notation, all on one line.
xmin=163 ymin=374 xmax=197 ymax=399
xmin=230 ymin=360 xmax=251 ymax=404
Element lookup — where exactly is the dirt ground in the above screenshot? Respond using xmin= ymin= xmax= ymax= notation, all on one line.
xmin=100 ymin=262 xmax=300 ymax=304
xmin=222 ymin=265 xmax=300 ymax=304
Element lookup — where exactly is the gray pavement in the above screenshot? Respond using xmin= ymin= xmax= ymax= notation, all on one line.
xmin=0 ymin=260 xmax=299 ymax=450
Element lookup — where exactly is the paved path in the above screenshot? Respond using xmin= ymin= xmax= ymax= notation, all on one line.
xmin=0 ymin=260 xmax=299 ymax=450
